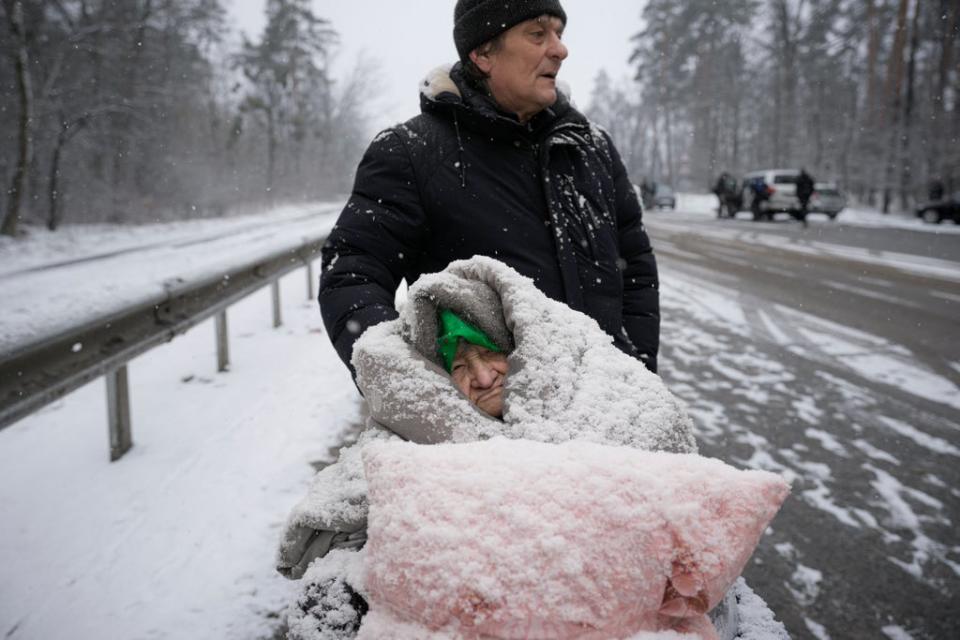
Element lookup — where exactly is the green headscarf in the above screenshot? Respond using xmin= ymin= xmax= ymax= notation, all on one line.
xmin=436 ymin=308 xmax=502 ymax=372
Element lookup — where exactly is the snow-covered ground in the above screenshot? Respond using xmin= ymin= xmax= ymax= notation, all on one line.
xmin=1 ymin=204 xmax=351 ymax=639
xmin=0 ymin=264 xmax=359 ymax=640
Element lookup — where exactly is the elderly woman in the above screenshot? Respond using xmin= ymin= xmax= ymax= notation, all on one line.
xmin=279 ymin=256 xmax=698 ymax=638
xmin=439 ymin=309 xmax=509 ymax=419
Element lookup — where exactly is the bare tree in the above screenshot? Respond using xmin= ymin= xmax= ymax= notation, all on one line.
xmin=769 ymin=0 xmax=803 ymax=167
xmin=614 ymin=0 xmax=957 ymax=209
xmin=898 ymin=0 xmax=921 ymax=211
xmin=0 ymin=0 xmax=375 ymax=233
xmin=236 ymin=0 xmax=337 ymax=201
xmin=1 ymin=0 xmax=33 ymax=236
xmin=881 ymin=0 xmax=910 ymax=213
xmin=931 ymin=0 xmax=958 ymax=189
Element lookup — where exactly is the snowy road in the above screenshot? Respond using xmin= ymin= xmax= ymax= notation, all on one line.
xmin=647 ymin=210 xmax=960 ymax=639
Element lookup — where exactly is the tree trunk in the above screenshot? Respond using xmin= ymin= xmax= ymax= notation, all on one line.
xmin=898 ymin=0 xmax=921 ymax=211
xmin=865 ymin=0 xmax=882 ymax=118
xmin=932 ymin=0 xmax=957 ymax=184
xmin=954 ymin=51 xmax=960 ymax=191
xmin=773 ymin=61 xmax=783 ymax=167
xmin=812 ymin=79 xmax=825 ymax=169
xmin=649 ymin=108 xmax=662 ymax=181
xmin=110 ymin=0 xmax=153 ymax=219
xmin=665 ymin=105 xmax=676 ymax=188
xmin=1 ymin=0 xmax=33 ymax=237
xmin=732 ymin=91 xmax=741 ymax=172
xmin=862 ymin=0 xmax=883 ymax=199
xmin=48 ymin=126 xmax=67 ymax=231
xmin=773 ymin=0 xmax=799 ymax=167
xmin=266 ymin=106 xmax=277 ymax=205
xmin=881 ymin=0 xmax=910 ymax=213
xmin=840 ymin=77 xmax=859 ymax=193
xmin=927 ymin=0 xmax=957 ymax=185
xmin=47 ymin=117 xmax=86 ymax=231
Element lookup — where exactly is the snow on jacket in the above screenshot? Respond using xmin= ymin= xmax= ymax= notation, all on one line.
xmin=278 ymin=257 xmax=694 ymax=577
xmin=319 ymin=62 xmax=661 ymax=378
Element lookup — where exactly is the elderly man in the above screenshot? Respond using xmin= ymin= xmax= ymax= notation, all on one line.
xmin=319 ymin=0 xmax=661 ymax=378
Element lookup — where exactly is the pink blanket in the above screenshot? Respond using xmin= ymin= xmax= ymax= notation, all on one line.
xmin=359 ymin=438 xmax=789 ymax=639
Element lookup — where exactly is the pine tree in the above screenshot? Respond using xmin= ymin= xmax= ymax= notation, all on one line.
xmin=236 ymin=0 xmax=337 ymax=200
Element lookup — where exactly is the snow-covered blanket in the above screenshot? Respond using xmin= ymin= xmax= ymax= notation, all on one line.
xmin=356 ymin=255 xmax=697 ymax=450
xmin=295 ymin=553 xmax=790 ymax=640
xmin=357 ymin=438 xmax=790 ymax=639
xmin=278 ymin=256 xmax=697 ymax=577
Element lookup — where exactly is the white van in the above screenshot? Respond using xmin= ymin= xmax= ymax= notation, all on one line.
xmin=740 ymin=169 xmax=804 ymax=221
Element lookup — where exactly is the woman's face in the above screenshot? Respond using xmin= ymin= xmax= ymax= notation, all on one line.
xmin=451 ymin=343 xmax=509 ymax=418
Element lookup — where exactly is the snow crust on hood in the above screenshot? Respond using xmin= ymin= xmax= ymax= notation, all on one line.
xmin=356 ymin=255 xmax=698 ymax=453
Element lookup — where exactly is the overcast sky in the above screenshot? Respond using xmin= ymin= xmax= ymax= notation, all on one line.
xmin=225 ymin=0 xmax=645 ymax=132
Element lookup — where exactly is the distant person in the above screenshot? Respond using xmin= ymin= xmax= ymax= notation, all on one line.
xmin=749 ymin=177 xmax=770 ymax=220
xmin=796 ymin=169 xmax=815 ymax=225
xmin=928 ymin=179 xmax=945 ymax=202
xmin=712 ymin=172 xmax=739 ymax=219
xmin=318 ymin=0 xmax=662 ymax=378
xmin=640 ymin=177 xmax=657 ymax=211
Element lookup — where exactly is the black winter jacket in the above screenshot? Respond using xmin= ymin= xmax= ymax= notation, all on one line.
xmin=319 ymin=64 xmax=660 ymax=374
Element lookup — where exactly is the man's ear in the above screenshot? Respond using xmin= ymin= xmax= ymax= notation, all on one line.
xmin=469 ymin=48 xmax=493 ymax=74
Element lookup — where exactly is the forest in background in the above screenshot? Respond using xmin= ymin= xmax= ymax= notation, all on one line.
xmin=0 ymin=0 xmax=372 ymax=235
xmin=589 ymin=0 xmax=960 ymax=212
xmin=4 ymin=0 xmax=959 ymax=235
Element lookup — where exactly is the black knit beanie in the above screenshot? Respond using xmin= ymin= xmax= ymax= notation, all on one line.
xmin=454 ymin=0 xmax=567 ymax=62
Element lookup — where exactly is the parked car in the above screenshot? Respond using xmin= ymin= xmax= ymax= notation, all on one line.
xmin=916 ymin=193 xmax=960 ymax=224
xmin=740 ymin=169 xmax=803 ymax=221
xmin=653 ymin=184 xmax=677 ymax=209
xmin=808 ymin=182 xmax=846 ymax=219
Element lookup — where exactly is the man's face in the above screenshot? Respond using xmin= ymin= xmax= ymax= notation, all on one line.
xmin=451 ymin=342 xmax=509 ymax=418
xmin=471 ymin=15 xmax=568 ymax=122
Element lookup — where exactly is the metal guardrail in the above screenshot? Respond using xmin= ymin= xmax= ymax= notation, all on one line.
xmin=0 ymin=235 xmax=326 ymax=460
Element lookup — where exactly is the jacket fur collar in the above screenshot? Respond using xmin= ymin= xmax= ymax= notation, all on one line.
xmin=417 ymin=63 xmax=583 ymax=140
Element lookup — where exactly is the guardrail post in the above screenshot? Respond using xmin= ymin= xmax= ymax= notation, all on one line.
xmin=106 ymin=365 xmax=132 ymax=461
xmin=272 ymin=279 xmax=282 ymax=328
xmin=215 ymin=310 xmax=229 ymax=372
xmin=306 ymin=260 xmax=315 ymax=301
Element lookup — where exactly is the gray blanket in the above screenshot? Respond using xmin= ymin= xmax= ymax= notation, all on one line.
xmin=277 ymin=256 xmax=697 ymax=578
